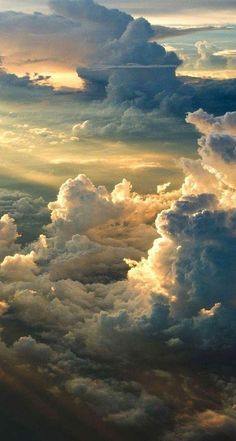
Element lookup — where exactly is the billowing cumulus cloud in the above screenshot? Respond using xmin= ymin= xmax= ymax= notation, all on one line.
xmin=195 ymin=40 xmax=228 ymax=69
xmin=39 ymin=174 xmax=176 ymax=283
xmin=127 ymin=110 xmax=236 ymax=347
xmin=0 ymin=251 xmax=38 ymax=282
xmin=179 ymin=40 xmax=236 ymax=74
xmin=186 ymin=108 xmax=236 ymax=136
xmin=0 ymin=214 xmax=20 ymax=259
xmin=47 ymin=174 xmax=165 ymax=237
xmin=186 ymin=108 xmax=236 ymax=189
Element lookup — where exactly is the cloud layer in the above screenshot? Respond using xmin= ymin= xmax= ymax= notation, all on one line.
xmin=0 ymin=109 xmax=235 ymax=439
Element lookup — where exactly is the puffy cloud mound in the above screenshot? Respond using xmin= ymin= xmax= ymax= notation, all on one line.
xmin=0 ymin=214 xmax=18 ymax=249
xmin=180 ymin=40 xmax=236 ymax=73
xmin=195 ymin=40 xmax=228 ymax=69
xmin=48 ymin=174 xmax=164 ymax=236
xmin=43 ymin=174 xmax=174 ymax=282
xmin=0 ymin=251 xmax=38 ymax=282
xmin=0 ymin=214 xmax=20 ymax=259
xmin=186 ymin=108 xmax=236 ymax=189
xmin=186 ymin=108 xmax=236 ymax=136
xmin=48 ymin=174 xmax=123 ymax=234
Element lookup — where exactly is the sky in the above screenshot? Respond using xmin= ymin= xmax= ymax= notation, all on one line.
xmin=1 ymin=0 xmax=236 ymax=24
xmin=0 ymin=1 xmax=236 ymax=440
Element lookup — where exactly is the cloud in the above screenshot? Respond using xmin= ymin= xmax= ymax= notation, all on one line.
xmin=0 ymin=251 xmax=38 ymax=281
xmin=39 ymin=174 xmax=174 ymax=283
xmin=13 ymin=335 xmax=54 ymax=364
xmin=0 ymin=59 xmax=54 ymax=101
xmin=76 ymin=13 xmax=181 ymax=106
xmin=47 ymin=174 xmax=164 ymax=237
xmin=191 ymin=78 xmax=236 ymax=115
xmin=180 ymin=40 xmax=236 ymax=73
xmin=0 ymin=214 xmax=20 ymax=259
xmin=49 ymin=0 xmax=132 ymax=35
xmin=195 ymin=40 xmax=228 ymax=69
xmin=42 ymin=234 xmax=145 ymax=283
xmin=128 ymin=110 xmax=236 ymax=344
xmin=66 ymin=376 xmax=167 ymax=427
xmin=0 ymin=190 xmax=50 ymax=244
xmin=186 ymin=108 xmax=236 ymax=188
xmin=165 ymin=409 xmax=236 ymax=441
xmin=186 ymin=108 xmax=236 ymax=136
xmin=153 ymin=25 xmax=219 ymax=39
xmin=0 ymin=1 xmax=132 ymax=73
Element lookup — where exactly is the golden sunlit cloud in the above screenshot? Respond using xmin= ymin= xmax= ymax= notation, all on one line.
xmin=214 ymin=49 xmax=236 ymax=57
xmin=39 ymin=71 xmax=85 ymax=90
xmin=177 ymin=69 xmax=236 ymax=79
xmin=7 ymin=63 xmax=85 ymax=90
